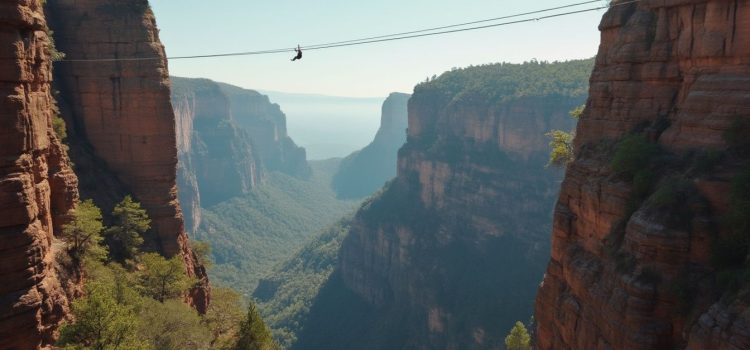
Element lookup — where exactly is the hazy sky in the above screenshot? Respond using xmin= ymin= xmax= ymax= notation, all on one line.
xmin=150 ymin=0 xmax=607 ymax=97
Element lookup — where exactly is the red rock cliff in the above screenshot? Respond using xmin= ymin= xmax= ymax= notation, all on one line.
xmin=535 ymin=1 xmax=750 ymax=349
xmin=0 ymin=0 xmax=79 ymax=348
xmin=294 ymin=60 xmax=592 ymax=350
xmin=45 ymin=0 xmax=209 ymax=312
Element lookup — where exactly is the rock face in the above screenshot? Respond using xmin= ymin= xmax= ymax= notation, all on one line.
xmin=172 ymin=77 xmax=262 ymax=233
xmin=46 ymin=0 xmax=209 ymax=313
xmin=218 ymin=82 xmax=310 ymax=178
xmin=295 ymin=60 xmax=591 ymax=350
xmin=332 ymin=92 xmax=410 ymax=199
xmin=0 ymin=0 xmax=80 ymax=348
xmin=535 ymin=1 xmax=750 ymax=349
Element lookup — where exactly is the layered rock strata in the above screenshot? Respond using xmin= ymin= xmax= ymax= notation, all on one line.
xmin=535 ymin=1 xmax=750 ymax=349
xmin=218 ymin=82 xmax=310 ymax=178
xmin=46 ymin=0 xmax=209 ymax=312
xmin=296 ymin=59 xmax=592 ymax=350
xmin=0 ymin=1 xmax=79 ymax=348
xmin=171 ymin=77 xmax=262 ymax=232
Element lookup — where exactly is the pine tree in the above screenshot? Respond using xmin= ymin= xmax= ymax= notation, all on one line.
xmin=138 ymin=253 xmax=191 ymax=302
xmin=235 ymin=303 xmax=279 ymax=350
xmin=204 ymin=287 xmax=245 ymax=349
xmin=61 ymin=199 xmax=106 ymax=261
xmin=58 ymin=282 xmax=145 ymax=350
xmin=105 ymin=195 xmax=150 ymax=259
xmin=504 ymin=321 xmax=531 ymax=350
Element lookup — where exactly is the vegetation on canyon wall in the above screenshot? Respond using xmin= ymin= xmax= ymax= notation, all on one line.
xmin=195 ymin=160 xmax=358 ymax=294
xmin=254 ymin=218 xmax=352 ymax=348
xmin=56 ymin=198 xmax=278 ymax=350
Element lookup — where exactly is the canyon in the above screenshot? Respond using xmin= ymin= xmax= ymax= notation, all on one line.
xmin=332 ymin=92 xmax=411 ymax=199
xmin=535 ymin=0 xmax=750 ymax=349
xmin=294 ymin=60 xmax=592 ymax=350
xmin=172 ymin=77 xmax=311 ymax=234
xmin=5 ymin=0 xmax=750 ymax=348
xmin=171 ymin=77 xmax=263 ymax=234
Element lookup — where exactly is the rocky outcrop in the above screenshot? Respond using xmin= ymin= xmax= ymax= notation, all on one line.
xmin=46 ymin=0 xmax=209 ymax=313
xmin=295 ymin=60 xmax=591 ymax=350
xmin=172 ymin=77 xmax=262 ymax=232
xmin=218 ymin=82 xmax=310 ymax=178
xmin=332 ymin=92 xmax=410 ymax=199
xmin=535 ymin=1 xmax=750 ymax=349
xmin=0 ymin=0 xmax=80 ymax=348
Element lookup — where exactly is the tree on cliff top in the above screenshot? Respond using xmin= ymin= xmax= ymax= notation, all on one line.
xmin=105 ymin=195 xmax=150 ymax=260
xmin=504 ymin=321 xmax=531 ymax=350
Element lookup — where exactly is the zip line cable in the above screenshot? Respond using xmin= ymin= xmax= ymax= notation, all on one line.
xmin=59 ymin=0 xmax=637 ymax=63
xmin=301 ymin=0 xmax=604 ymax=50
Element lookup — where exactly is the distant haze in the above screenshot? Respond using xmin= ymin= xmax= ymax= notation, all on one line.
xmin=150 ymin=0 xmax=604 ymax=97
xmin=261 ymin=90 xmax=387 ymax=159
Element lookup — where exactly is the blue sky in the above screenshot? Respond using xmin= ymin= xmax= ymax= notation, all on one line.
xmin=150 ymin=0 xmax=608 ymax=97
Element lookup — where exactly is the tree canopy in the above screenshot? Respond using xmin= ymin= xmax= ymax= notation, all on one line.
xmin=105 ymin=195 xmax=151 ymax=259
xmin=504 ymin=321 xmax=531 ymax=350
xmin=62 ymin=199 xmax=106 ymax=261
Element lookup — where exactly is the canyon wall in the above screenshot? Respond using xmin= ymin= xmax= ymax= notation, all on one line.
xmin=535 ymin=1 xmax=750 ymax=349
xmin=0 ymin=0 xmax=79 ymax=348
xmin=332 ymin=92 xmax=410 ymax=199
xmin=295 ymin=60 xmax=592 ymax=350
xmin=218 ymin=83 xmax=310 ymax=178
xmin=172 ymin=77 xmax=262 ymax=233
xmin=46 ymin=0 xmax=209 ymax=312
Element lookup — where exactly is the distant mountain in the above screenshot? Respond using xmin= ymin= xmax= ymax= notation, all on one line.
xmin=219 ymin=84 xmax=311 ymax=178
xmin=259 ymin=90 xmax=384 ymax=160
xmin=332 ymin=93 xmax=410 ymax=199
xmin=171 ymin=77 xmax=264 ymax=233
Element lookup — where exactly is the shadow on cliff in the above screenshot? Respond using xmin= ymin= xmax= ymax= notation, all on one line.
xmin=291 ymin=271 xmax=409 ymax=350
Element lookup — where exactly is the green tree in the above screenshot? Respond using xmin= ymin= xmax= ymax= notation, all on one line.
xmin=204 ymin=287 xmax=245 ymax=349
xmin=504 ymin=321 xmax=531 ymax=350
xmin=138 ymin=299 xmax=211 ymax=350
xmin=546 ymin=130 xmax=575 ymax=167
xmin=191 ymin=239 xmax=213 ymax=268
xmin=58 ymin=283 xmax=145 ymax=350
xmin=569 ymin=104 xmax=585 ymax=119
xmin=105 ymin=195 xmax=150 ymax=259
xmin=546 ymin=105 xmax=583 ymax=168
xmin=61 ymin=200 xmax=106 ymax=261
xmin=138 ymin=253 xmax=191 ymax=302
xmin=235 ymin=303 xmax=279 ymax=350
xmin=52 ymin=114 xmax=67 ymax=140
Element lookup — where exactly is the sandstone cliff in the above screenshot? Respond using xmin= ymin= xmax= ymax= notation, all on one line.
xmin=295 ymin=60 xmax=592 ymax=350
xmin=332 ymin=92 xmax=410 ymax=199
xmin=218 ymin=83 xmax=310 ymax=178
xmin=0 ymin=1 xmax=79 ymax=348
xmin=46 ymin=0 xmax=209 ymax=312
xmin=535 ymin=1 xmax=750 ymax=349
xmin=172 ymin=77 xmax=262 ymax=233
